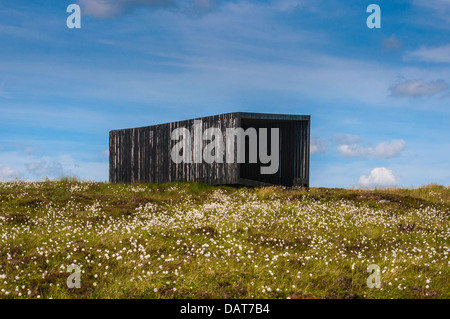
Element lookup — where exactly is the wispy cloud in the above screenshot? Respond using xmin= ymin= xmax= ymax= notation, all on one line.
xmin=0 ymin=150 xmax=108 ymax=181
xmin=333 ymin=134 xmax=361 ymax=145
xmin=389 ymin=79 xmax=449 ymax=98
xmin=358 ymin=167 xmax=398 ymax=187
xmin=277 ymin=0 xmax=310 ymax=13
xmin=412 ymin=0 xmax=450 ymax=25
xmin=404 ymin=44 xmax=450 ymax=63
xmin=24 ymin=146 xmax=33 ymax=155
xmin=26 ymin=159 xmax=67 ymax=178
xmin=1 ymin=0 xmax=448 ymax=187
xmin=310 ymin=137 xmax=326 ymax=154
xmin=79 ymin=0 xmax=175 ymax=18
xmin=0 ymin=164 xmax=20 ymax=181
xmin=336 ymin=138 xmax=406 ymax=159
xmin=77 ymin=0 xmax=216 ymax=18
xmin=413 ymin=0 xmax=450 ymax=15
xmin=0 ymin=24 xmax=46 ymax=40
xmin=383 ymin=34 xmax=401 ymax=51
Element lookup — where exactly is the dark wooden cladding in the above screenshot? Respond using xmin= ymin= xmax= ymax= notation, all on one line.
xmin=109 ymin=112 xmax=310 ymax=187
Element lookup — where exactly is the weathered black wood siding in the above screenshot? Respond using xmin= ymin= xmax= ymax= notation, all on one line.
xmin=109 ymin=112 xmax=310 ymax=187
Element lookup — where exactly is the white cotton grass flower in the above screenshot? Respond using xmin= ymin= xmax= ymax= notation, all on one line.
xmin=0 ymin=180 xmax=447 ymax=298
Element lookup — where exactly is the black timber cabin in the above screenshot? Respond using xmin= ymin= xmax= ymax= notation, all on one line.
xmin=109 ymin=112 xmax=310 ymax=187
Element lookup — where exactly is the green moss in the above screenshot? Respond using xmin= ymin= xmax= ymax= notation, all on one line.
xmin=0 ymin=181 xmax=448 ymax=299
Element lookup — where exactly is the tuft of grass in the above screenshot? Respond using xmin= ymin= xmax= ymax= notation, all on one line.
xmin=0 ymin=181 xmax=448 ymax=299
xmin=57 ymin=176 xmax=80 ymax=183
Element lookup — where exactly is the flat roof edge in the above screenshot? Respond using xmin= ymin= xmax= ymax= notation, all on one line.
xmin=110 ymin=112 xmax=310 ymax=133
xmin=237 ymin=112 xmax=310 ymax=120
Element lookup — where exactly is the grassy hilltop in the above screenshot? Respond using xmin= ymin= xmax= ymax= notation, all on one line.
xmin=0 ymin=180 xmax=448 ymax=299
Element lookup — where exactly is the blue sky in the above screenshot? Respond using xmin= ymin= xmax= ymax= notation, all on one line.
xmin=0 ymin=0 xmax=449 ymax=187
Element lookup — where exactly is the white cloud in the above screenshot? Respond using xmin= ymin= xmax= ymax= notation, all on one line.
xmin=358 ymin=167 xmax=398 ymax=187
xmin=277 ymin=0 xmax=309 ymax=13
xmin=78 ymin=0 xmax=175 ymax=18
xmin=412 ymin=0 xmax=450 ymax=25
xmin=0 ymin=147 xmax=108 ymax=182
xmin=337 ymin=139 xmax=406 ymax=159
xmin=77 ymin=0 xmax=213 ymax=18
xmin=25 ymin=146 xmax=33 ymax=155
xmin=383 ymin=34 xmax=401 ymax=51
xmin=404 ymin=44 xmax=450 ymax=63
xmin=26 ymin=159 xmax=67 ymax=178
xmin=334 ymin=134 xmax=361 ymax=145
xmin=20 ymin=155 xmax=107 ymax=181
xmin=0 ymin=164 xmax=20 ymax=181
xmin=310 ymin=137 xmax=326 ymax=154
xmin=78 ymin=0 xmax=121 ymax=18
xmin=389 ymin=79 xmax=449 ymax=97
xmin=413 ymin=0 xmax=450 ymax=15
